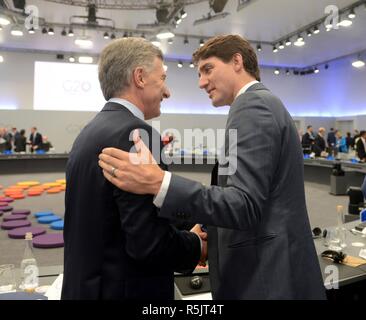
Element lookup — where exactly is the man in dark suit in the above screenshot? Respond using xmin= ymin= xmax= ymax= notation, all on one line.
xmin=301 ymin=125 xmax=315 ymax=153
xmin=61 ymin=38 xmax=204 ymax=300
xmin=98 ymin=35 xmax=325 ymax=299
xmin=356 ymin=130 xmax=366 ymax=162
xmin=29 ymin=127 xmax=43 ymax=152
xmin=313 ymin=127 xmax=327 ymax=157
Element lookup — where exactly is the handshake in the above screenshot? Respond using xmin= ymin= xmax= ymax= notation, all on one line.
xmin=190 ymin=224 xmax=208 ymax=267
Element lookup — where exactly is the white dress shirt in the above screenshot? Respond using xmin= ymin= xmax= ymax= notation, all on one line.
xmin=108 ymin=98 xmax=144 ymax=121
xmin=153 ymin=81 xmax=260 ymax=208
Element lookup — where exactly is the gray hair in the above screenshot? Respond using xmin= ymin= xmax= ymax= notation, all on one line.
xmin=98 ymin=37 xmax=163 ymax=100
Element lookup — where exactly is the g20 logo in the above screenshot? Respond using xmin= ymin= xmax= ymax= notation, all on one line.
xmin=62 ymin=80 xmax=92 ymax=94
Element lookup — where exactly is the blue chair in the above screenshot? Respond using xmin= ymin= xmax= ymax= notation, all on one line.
xmin=37 ymin=215 xmax=62 ymax=224
xmin=34 ymin=211 xmax=54 ymax=218
xmin=50 ymin=220 xmax=64 ymax=230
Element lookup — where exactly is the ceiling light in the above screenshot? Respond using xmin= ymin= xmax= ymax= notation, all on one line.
xmin=69 ymin=56 xmax=75 ymax=63
xmin=167 ymin=38 xmax=173 ymax=44
xmin=189 ymin=62 xmax=194 ymax=68
xmin=324 ymin=64 xmax=329 ymax=70
xmin=177 ymin=61 xmax=183 ymax=68
xmin=78 ymin=56 xmax=93 ymax=64
xmin=75 ymin=37 xmax=93 ymax=49
xmin=0 ymin=15 xmax=11 ymax=26
xmin=273 ymin=45 xmax=278 ymax=53
xmin=11 ymin=26 xmax=23 ymax=37
xmin=352 ymin=56 xmax=365 ymax=68
xmin=28 ymin=27 xmax=35 ymax=34
xmin=180 ymin=9 xmax=187 ymax=19
xmin=103 ymin=32 xmax=109 ymax=39
xmin=110 ymin=33 xmax=116 ymax=40
xmin=61 ymin=28 xmax=67 ymax=36
xmin=278 ymin=42 xmax=285 ymax=50
xmin=348 ymin=9 xmax=356 ymax=19
xmin=68 ymin=28 xmax=74 ymax=37
xmin=184 ymin=36 xmax=189 ymax=45
xmin=314 ymin=67 xmax=319 ymax=74
xmin=294 ymin=40 xmax=305 ymax=47
xmin=199 ymin=39 xmax=204 ymax=47
xmin=42 ymin=27 xmax=47 ymax=34
xmin=313 ymin=26 xmax=320 ymax=34
xmin=151 ymin=39 xmax=161 ymax=47
xmin=157 ymin=29 xmax=174 ymax=40
xmin=274 ymin=68 xmax=280 ymax=75
xmin=285 ymin=39 xmax=291 ymax=46
xmin=297 ymin=34 xmax=303 ymax=42
xmin=307 ymin=30 xmax=312 ymax=37
xmin=285 ymin=69 xmax=290 ymax=75
xmin=0 ymin=55 xmax=3 ymax=63
xmin=48 ymin=27 xmax=54 ymax=35
xmin=338 ymin=19 xmax=352 ymax=27
xmin=256 ymin=44 xmax=262 ymax=52
xmin=175 ymin=16 xmax=182 ymax=24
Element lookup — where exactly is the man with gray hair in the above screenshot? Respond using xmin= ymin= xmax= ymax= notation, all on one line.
xmin=61 ymin=38 xmax=205 ymax=300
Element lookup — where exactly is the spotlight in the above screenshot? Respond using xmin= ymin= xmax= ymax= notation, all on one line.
xmin=324 ymin=64 xmax=329 ymax=70
xmin=68 ymin=28 xmax=74 ymax=37
xmin=256 ymin=44 xmax=262 ymax=52
xmin=177 ymin=61 xmax=183 ymax=68
xmin=168 ymin=38 xmax=173 ymax=44
xmin=278 ymin=42 xmax=285 ymax=50
xmin=103 ymin=32 xmax=109 ymax=39
xmin=314 ymin=67 xmax=319 ymax=74
xmin=273 ymin=45 xmax=278 ymax=53
xmin=274 ymin=68 xmax=280 ymax=75
xmin=348 ymin=8 xmax=356 ymax=19
xmin=199 ymin=38 xmax=204 ymax=47
xmin=28 ymin=27 xmax=35 ymax=34
xmin=307 ymin=30 xmax=312 ymax=37
xmin=75 ymin=36 xmax=93 ymax=49
xmin=189 ymin=62 xmax=194 ymax=68
xmin=294 ymin=39 xmax=305 ymax=47
xmin=42 ymin=27 xmax=47 ymax=34
xmin=297 ymin=34 xmax=303 ymax=42
xmin=69 ymin=56 xmax=75 ymax=63
xmin=175 ymin=16 xmax=182 ymax=25
xmin=184 ymin=36 xmax=189 ymax=44
xmin=48 ymin=27 xmax=54 ymax=35
xmin=0 ymin=15 xmax=11 ymax=26
xmin=61 ymin=28 xmax=67 ymax=36
xmin=285 ymin=39 xmax=291 ymax=46
xmin=352 ymin=56 xmax=365 ymax=68
xmin=151 ymin=38 xmax=161 ymax=47
xmin=157 ymin=29 xmax=174 ymax=40
xmin=11 ymin=25 xmax=23 ymax=37
xmin=293 ymin=70 xmax=299 ymax=75
xmin=338 ymin=18 xmax=352 ymax=27
xmin=313 ymin=26 xmax=320 ymax=34
xmin=111 ymin=33 xmax=116 ymax=40
xmin=286 ymin=69 xmax=290 ymax=75
xmin=180 ymin=9 xmax=187 ymax=19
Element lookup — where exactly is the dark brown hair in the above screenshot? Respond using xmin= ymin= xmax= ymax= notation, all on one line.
xmin=192 ymin=35 xmax=260 ymax=81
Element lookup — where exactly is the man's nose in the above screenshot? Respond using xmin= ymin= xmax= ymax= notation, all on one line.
xmin=163 ymin=86 xmax=171 ymax=99
xmin=199 ymin=76 xmax=208 ymax=89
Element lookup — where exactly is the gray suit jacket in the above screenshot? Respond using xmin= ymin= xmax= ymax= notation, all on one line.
xmin=159 ymin=83 xmax=326 ymax=299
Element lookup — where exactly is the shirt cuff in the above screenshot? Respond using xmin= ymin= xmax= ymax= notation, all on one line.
xmin=153 ymin=171 xmax=172 ymax=208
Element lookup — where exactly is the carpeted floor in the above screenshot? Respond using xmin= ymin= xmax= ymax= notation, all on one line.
xmin=0 ymin=173 xmax=353 ymax=269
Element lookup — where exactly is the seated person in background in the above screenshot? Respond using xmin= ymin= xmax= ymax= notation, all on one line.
xmin=40 ymin=136 xmax=53 ymax=152
xmin=336 ymin=131 xmax=348 ymax=153
xmin=14 ymin=129 xmax=27 ymax=153
xmin=356 ymin=130 xmax=366 ymax=162
xmin=313 ymin=127 xmax=327 ymax=157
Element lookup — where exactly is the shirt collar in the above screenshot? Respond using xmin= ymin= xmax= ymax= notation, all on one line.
xmin=108 ymin=98 xmax=144 ymax=121
xmin=234 ymin=80 xmax=259 ymax=101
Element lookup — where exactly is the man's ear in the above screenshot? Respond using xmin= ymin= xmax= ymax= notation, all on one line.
xmin=232 ymin=53 xmax=244 ymax=72
xmin=132 ymin=67 xmax=145 ymax=89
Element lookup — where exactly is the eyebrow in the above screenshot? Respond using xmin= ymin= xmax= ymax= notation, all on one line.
xmin=199 ymin=63 xmax=210 ymax=74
